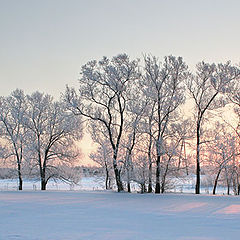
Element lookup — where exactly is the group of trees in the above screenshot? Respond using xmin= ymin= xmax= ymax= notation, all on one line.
xmin=64 ymin=54 xmax=240 ymax=194
xmin=0 ymin=90 xmax=82 ymax=190
xmin=1 ymin=53 xmax=240 ymax=194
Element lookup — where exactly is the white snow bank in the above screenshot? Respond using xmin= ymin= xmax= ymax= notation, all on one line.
xmin=0 ymin=191 xmax=240 ymax=240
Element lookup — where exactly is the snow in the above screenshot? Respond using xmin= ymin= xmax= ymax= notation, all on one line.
xmin=0 ymin=175 xmax=231 ymax=194
xmin=0 ymin=177 xmax=105 ymax=191
xmin=1 ymin=190 xmax=240 ymax=240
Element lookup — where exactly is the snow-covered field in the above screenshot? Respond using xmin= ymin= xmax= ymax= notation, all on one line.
xmin=1 ymin=190 xmax=240 ymax=240
xmin=0 ymin=177 xmax=106 ymax=191
xmin=1 ymin=177 xmax=239 ymax=240
xmin=0 ymin=175 xmax=232 ymax=195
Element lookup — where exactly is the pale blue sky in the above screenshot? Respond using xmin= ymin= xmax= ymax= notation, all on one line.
xmin=1 ymin=0 xmax=240 ymax=98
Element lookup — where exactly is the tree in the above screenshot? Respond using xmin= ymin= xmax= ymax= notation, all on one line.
xmin=89 ymin=122 xmax=113 ymax=190
xmin=226 ymin=84 xmax=240 ymax=194
xmin=205 ymin=123 xmax=238 ymax=194
xmin=64 ymin=54 xmax=140 ymax=192
xmin=0 ymin=89 xmax=28 ymax=190
xmin=132 ymin=155 xmax=148 ymax=193
xmin=122 ymin=87 xmax=147 ymax=192
xmin=26 ymin=92 xmax=82 ymax=190
xmin=187 ymin=61 xmax=240 ymax=194
xmin=138 ymin=91 xmax=156 ymax=193
xmin=143 ymin=55 xmax=188 ymax=193
xmin=160 ymin=120 xmax=193 ymax=193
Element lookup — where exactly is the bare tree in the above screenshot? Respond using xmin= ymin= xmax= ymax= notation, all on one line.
xmin=122 ymin=88 xmax=147 ymax=192
xmin=0 ymin=89 xmax=28 ymax=190
xmin=140 ymin=98 xmax=156 ymax=193
xmin=143 ymin=55 xmax=188 ymax=193
xmin=205 ymin=123 xmax=238 ymax=194
xmin=132 ymin=155 xmax=148 ymax=193
xmin=226 ymin=84 xmax=240 ymax=194
xmin=89 ymin=123 xmax=113 ymax=190
xmin=64 ymin=54 xmax=140 ymax=192
xmin=160 ymin=120 xmax=193 ymax=193
xmin=26 ymin=92 xmax=82 ymax=190
xmin=187 ymin=61 xmax=240 ymax=194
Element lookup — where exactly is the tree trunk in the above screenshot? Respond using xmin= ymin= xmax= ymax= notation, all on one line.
xmin=183 ymin=141 xmax=189 ymax=176
xmin=227 ymin=183 xmax=230 ymax=195
xmin=17 ymin=162 xmax=23 ymax=190
xmin=148 ymin=161 xmax=152 ymax=193
xmin=177 ymin=141 xmax=184 ymax=170
xmin=105 ymin=162 xmax=109 ymax=190
xmin=161 ymin=169 xmax=167 ymax=194
xmin=185 ymin=161 xmax=189 ymax=176
xmin=105 ymin=168 xmax=109 ymax=190
xmin=236 ymin=173 xmax=240 ymax=195
xmin=195 ymin=124 xmax=201 ymax=194
xmin=41 ymin=166 xmax=47 ymax=190
xmin=41 ymin=179 xmax=47 ymax=190
xmin=161 ymin=182 xmax=165 ymax=194
xmin=108 ymin=177 xmax=112 ymax=189
xmin=213 ymin=168 xmax=222 ymax=195
xmin=226 ymin=178 xmax=230 ymax=195
xmin=148 ymin=135 xmax=153 ymax=193
xmin=161 ymin=171 xmax=166 ymax=194
xmin=161 ymin=156 xmax=171 ymax=194
xmin=126 ymin=155 xmax=131 ymax=193
xmin=140 ymin=183 xmax=146 ymax=194
xmin=155 ymin=155 xmax=161 ymax=193
xmin=113 ymin=155 xmax=123 ymax=192
xmin=233 ymin=176 xmax=237 ymax=195
xmin=127 ymin=182 xmax=131 ymax=193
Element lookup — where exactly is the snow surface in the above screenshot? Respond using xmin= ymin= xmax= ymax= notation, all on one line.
xmin=0 ymin=174 xmax=231 ymax=194
xmin=1 ymin=190 xmax=240 ymax=240
xmin=0 ymin=177 xmax=105 ymax=191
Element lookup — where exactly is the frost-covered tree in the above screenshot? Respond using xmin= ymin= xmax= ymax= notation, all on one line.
xmin=143 ymin=55 xmax=188 ymax=193
xmin=172 ymin=119 xmax=194 ymax=175
xmin=132 ymin=154 xmax=148 ymax=193
xmin=204 ymin=123 xmax=238 ymax=194
xmin=226 ymin=84 xmax=240 ymax=194
xmin=140 ymin=100 xmax=156 ymax=193
xmin=25 ymin=92 xmax=82 ymax=190
xmin=187 ymin=61 xmax=240 ymax=194
xmin=64 ymin=54 xmax=140 ymax=192
xmin=228 ymin=81 xmax=240 ymax=143
xmin=160 ymin=120 xmax=193 ymax=193
xmin=90 ymin=141 xmax=113 ymax=190
xmin=0 ymin=89 xmax=28 ymax=190
xmin=89 ymin=121 xmax=113 ymax=190
xmin=121 ymin=86 xmax=147 ymax=192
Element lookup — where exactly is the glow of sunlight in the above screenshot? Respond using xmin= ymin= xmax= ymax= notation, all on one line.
xmin=77 ymin=133 xmax=98 ymax=166
xmin=216 ymin=205 xmax=240 ymax=214
xmin=168 ymin=202 xmax=207 ymax=212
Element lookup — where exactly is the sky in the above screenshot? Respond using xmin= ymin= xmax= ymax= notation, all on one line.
xmin=0 ymin=0 xmax=240 ymax=165
xmin=1 ymin=0 xmax=240 ymax=98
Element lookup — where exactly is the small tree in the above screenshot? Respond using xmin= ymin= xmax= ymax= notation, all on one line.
xmin=89 ymin=124 xmax=113 ymax=190
xmin=0 ymin=89 xmax=28 ymax=190
xmin=187 ymin=61 xmax=240 ymax=194
xmin=143 ymin=55 xmax=188 ymax=193
xmin=122 ymin=87 xmax=147 ymax=192
xmin=206 ymin=123 xmax=238 ymax=194
xmin=139 ymin=95 xmax=156 ymax=193
xmin=26 ymin=92 xmax=82 ymax=190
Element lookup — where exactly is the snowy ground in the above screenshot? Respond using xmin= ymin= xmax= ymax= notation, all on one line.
xmin=0 ymin=177 xmax=106 ymax=191
xmin=1 ymin=190 xmax=240 ymax=240
xmin=0 ymin=175 xmax=232 ymax=195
